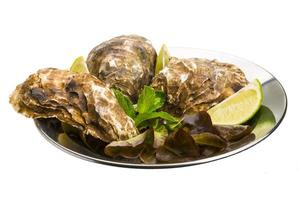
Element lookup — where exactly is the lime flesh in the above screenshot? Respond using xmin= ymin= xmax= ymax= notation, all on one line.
xmin=70 ymin=56 xmax=89 ymax=73
xmin=207 ymin=79 xmax=263 ymax=125
xmin=155 ymin=44 xmax=169 ymax=74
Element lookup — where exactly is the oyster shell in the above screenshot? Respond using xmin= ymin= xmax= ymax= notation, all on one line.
xmin=151 ymin=57 xmax=248 ymax=115
xmin=10 ymin=68 xmax=138 ymax=142
xmin=87 ymin=35 xmax=157 ymax=101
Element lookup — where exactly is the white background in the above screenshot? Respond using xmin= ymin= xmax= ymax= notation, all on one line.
xmin=0 ymin=0 xmax=299 ymax=199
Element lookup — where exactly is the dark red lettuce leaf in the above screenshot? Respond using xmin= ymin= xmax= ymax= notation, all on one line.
xmin=192 ymin=132 xmax=227 ymax=149
xmin=214 ymin=124 xmax=252 ymax=142
xmin=227 ymin=133 xmax=256 ymax=151
xmin=155 ymin=128 xmax=200 ymax=163
xmin=182 ymin=111 xmax=216 ymax=134
xmin=139 ymin=130 xmax=157 ymax=164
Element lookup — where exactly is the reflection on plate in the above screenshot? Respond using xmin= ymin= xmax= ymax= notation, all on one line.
xmin=35 ymin=48 xmax=287 ymax=168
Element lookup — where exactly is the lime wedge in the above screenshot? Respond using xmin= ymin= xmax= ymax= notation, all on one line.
xmin=250 ymin=105 xmax=276 ymax=139
xmin=207 ymin=79 xmax=263 ymax=125
xmin=155 ymin=44 xmax=169 ymax=74
xmin=70 ymin=56 xmax=89 ymax=73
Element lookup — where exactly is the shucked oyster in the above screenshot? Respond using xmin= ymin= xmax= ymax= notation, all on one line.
xmin=87 ymin=35 xmax=157 ymax=101
xmin=10 ymin=68 xmax=138 ymax=142
xmin=151 ymin=57 xmax=248 ymax=115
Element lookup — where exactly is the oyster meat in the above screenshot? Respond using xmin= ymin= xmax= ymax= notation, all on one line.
xmin=87 ymin=35 xmax=157 ymax=101
xmin=10 ymin=68 xmax=138 ymax=142
xmin=151 ymin=57 xmax=248 ymax=115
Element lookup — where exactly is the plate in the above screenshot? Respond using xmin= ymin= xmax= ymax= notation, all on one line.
xmin=35 ymin=48 xmax=287 ymax=168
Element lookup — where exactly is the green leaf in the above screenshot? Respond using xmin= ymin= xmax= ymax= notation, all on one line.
xmin=249 ymin=105 xmax=276 ymax=139
xmin=153 ymin=90 xmax=166 ymax=111
xmin=137 ymin=86 xmax=155 ymax=113
xmin=137 ymin=119 xmax=159 ymax=130
xmin=113 ymin=89 xmax=136 ymax=119
xmin=137 ymin=86 xmax=166 ymax=114
xmin=165 ymin=120 xmax=182 ymax=131
xmin=134 ymin=111 xmax=179 ymax=127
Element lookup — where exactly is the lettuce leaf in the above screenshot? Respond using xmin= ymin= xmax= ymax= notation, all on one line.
xmin=153 ymin=124 xmax=168 ymax=148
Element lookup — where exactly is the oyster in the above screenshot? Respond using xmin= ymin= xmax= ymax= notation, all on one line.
xmin=151 ymin=57 xmax=248 ymax=115
xmin=87 ymin=35 xmax=157 ymax=101
xmin=10 ymin=68 xmax=138 ymax=142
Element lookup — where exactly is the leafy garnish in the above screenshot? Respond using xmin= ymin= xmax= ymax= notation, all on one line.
xmin=214 ymin=124 xmax=252 ymax=142
xmin=248 ymin=105 xmax=276 ymax=139
xmin=165 ymin=120 xmax=182 ymax=131
xmin=104 ymin=131 xmax=147 ymax=158
xmin=104 ymin=91 xmax=257 ymax=163
xmin=153 ymin=124 xmax=168 ymax=148
xmin=110 ymin=86 xmax=182 ymax=163
xmin=139 ymin=129 xmax=156 ymax=164
xmin=134 ymin=111 xmax=179 ymax=127
xmin=113 ymin=89 xmax=136 ymax=119
xmin=137 ymin=86 xmax=166 ymax=114
xmin=114 ymin=86 xmax=180 ymax=131
xmin=191 ymin=132 xmax=227 ymax=148
xmin=161 ymin=128 xmax=199 ymax=158
xmin=153 ymin=90 xmax=166 ymax=110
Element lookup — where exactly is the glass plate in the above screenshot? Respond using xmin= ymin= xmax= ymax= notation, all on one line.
xmin=35 ymin=48 xmax=287 ymax=168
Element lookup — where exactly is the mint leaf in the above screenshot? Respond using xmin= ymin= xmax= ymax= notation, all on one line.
xmin=137 ymin=86 xmax=166 ymax=114
xmin=137 ymin=119 xmax=158 ymax=130
xmin=137 ymin=86 xmax=156 ymax=113
xmin=134 ymin=111 xmax=179 ymax=127
xmin=113 ymin=86 xmax=180 ymax=133
xmin=153 ymin=90 xmax=166 ymax=111
xmin=113 ymin=89 xmax=136 ymax=119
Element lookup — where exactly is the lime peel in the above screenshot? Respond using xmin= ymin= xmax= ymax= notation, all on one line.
xmin=207 ymin=79 xmax=263 ymax=125
xmin=70 ymin=56 xmax=89 ymax=73
xmin=155 ymin=44 xmax=169 ymax=74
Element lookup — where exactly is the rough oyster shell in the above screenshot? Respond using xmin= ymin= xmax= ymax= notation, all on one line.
xmin=151 ymin=57 xmax=248 ymax=115
xmin=87 ymin=35 xmax=157 ymax=101
xmin=10 ymin=68 xmax=138 ymax=142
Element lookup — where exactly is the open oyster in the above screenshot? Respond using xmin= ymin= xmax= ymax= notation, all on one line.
xmin=9 ymin=68 xmax=138 ymax=142
xmin=87 ymin=35 xmax=157 ymax=101
xmin=151 ymin=57 xmax=248 ymax=115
